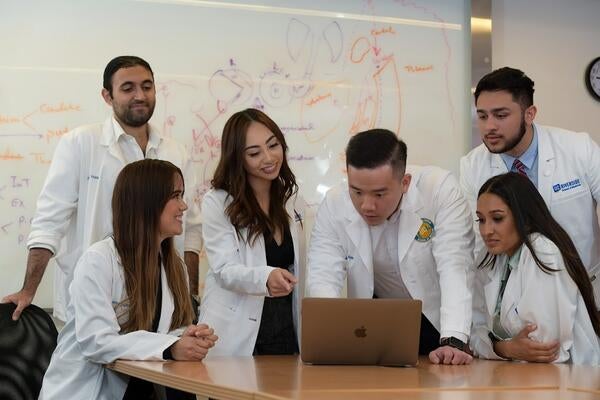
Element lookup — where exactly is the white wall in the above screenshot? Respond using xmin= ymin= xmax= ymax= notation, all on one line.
xmin=492 ymin=0 xmax=600 ymax=141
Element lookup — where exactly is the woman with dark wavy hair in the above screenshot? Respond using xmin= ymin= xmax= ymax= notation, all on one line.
xmin=200 ymin=108 xmax=305 ymax=356
xmin=471 ymin=172 xmax=599 ymax=365
xmin=40 ymin=159 xmax=217 ymax=399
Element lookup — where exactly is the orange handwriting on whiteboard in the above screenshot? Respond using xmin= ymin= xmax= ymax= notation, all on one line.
xmin=30 ymin=152 xmax=51 ymax=164
xmin=46 ymin=127 xmax=69 ymax=143
xmin=0 ymin=115 xmax=21 ymax=125
xmin=305 ymin=93 xmax=332 ymax=107
xmin=0 ymin=147 xmax=24 ymax=160
xmin=370 ymin=26 xmax=396 ymax=36
xmin=404 ymin=65 xmax=434 ymax=73
xmin=40 ymin=102 xmax=81 ymax=113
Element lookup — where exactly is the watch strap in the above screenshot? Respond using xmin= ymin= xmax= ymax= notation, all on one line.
xmin=440 ymin=336 xmax=467 ymax=352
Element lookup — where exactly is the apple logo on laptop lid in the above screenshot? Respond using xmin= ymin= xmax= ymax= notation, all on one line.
xmin=354 ymin=326 xmax=367 ymax=338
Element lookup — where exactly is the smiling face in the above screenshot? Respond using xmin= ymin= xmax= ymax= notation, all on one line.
xmin=347 ymin=164 xmax=411 ymax=226
xmin=476 ymin=192 xmax=522 ymax=256
xmin=476 ymin=90 xmax=536 ymax=157
xmin=243 ymin=121 xmax=284 ymax=190
xmin=102 ymin=65 xmax=156 ymax=128
xmin=158 ymin=173 xmax=187 ymax=242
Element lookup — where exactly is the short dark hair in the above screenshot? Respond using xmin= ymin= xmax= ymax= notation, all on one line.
xmin=103 ymin=56 xmax=153 ymax=96
xmin=346 ymin=129 xmax=407 ymax=177
xmin=474 ymin=67 xmax=535 ymax=109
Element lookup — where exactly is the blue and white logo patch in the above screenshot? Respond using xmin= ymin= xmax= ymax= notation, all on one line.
xmin=552 ymin=178 xmax=581 ymax=193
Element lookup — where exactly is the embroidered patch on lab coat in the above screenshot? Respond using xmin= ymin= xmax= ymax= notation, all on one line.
xmin=415 ymin=218 xmax=434 ymax=242
xmin=552 ymin=178 xmax=582 ymax=193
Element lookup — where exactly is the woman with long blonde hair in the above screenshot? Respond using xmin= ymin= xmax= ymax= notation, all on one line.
xmin=40 ymin=159 xmax=217 ymax=399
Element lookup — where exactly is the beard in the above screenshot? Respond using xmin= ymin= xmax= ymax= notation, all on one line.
xmin=115 ymin=100 xmax=155 ymax=128
xmin=487 ymin=117 xmax=527 ymax=154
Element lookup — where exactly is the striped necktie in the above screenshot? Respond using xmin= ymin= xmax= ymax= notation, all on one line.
xmin=512 ymin=159 xmax=528 ymax=177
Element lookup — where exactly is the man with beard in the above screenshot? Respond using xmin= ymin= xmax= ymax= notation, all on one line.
xmin=460 ymin=67 xmax=600 ymax=309
xmin=2 ymin=56 xmax=202 ymax=322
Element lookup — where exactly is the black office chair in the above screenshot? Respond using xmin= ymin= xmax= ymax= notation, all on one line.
xmin=0 ymin=303 xmax=58 ymax=400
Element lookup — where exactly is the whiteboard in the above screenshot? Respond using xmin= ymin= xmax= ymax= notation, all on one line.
xmin=0 ymin=0 xmax=470 ymax=307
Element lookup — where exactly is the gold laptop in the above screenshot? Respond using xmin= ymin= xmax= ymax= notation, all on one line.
xmin=301 ymin=298 xmax=422 ymax=366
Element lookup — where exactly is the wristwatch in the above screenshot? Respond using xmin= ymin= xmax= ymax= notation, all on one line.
xmin=440 ymin=336 xmax=467 ymax=352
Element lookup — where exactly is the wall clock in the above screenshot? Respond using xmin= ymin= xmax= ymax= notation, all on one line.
xmin=585 ymin=57 xmax=600 ymax=101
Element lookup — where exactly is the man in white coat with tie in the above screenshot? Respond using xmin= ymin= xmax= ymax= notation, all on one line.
xmin=307 ymin=129 xmax=474 ymax=365
xmin=460 ymin=67 xmax=600 ymax=308
xmin=2 ymin=56 xmax=203 ymax=322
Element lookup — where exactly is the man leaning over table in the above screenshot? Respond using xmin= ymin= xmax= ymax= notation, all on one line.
xmin=307 ymin=129 xmax=474 ymax=365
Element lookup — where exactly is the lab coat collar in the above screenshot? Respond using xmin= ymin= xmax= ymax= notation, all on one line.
xmin=99 ymin=117 xmax=127 ymax=164
xmin=489 ymin=153 xmax=509 ymax=174
xmin=100 ymin=116 xmax=163 ymax=163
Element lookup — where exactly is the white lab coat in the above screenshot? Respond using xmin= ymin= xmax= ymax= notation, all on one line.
xmin=39 ymin=238 xmax=183 ymax=399
xmin=470 ymin=234 xmax=600 ymax=365
xmin=307 ymin=165 xmax=474 ymax=339
xmin=460 ymin=124 xmax=600 ymax=306
xmin=199 ymin=189 xmax=306 ymax=356
xmin=27 ymin=117 xmax=202 ymax=321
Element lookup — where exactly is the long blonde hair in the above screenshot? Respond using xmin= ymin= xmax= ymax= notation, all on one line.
xmin=112 ymin=159 xmax=193 ymax=333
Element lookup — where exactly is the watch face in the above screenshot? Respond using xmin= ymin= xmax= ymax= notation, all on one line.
xmin=585 ymin=57 xmax=600 ymax=101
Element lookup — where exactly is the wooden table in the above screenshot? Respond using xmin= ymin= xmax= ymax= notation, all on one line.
xmin=108 ymin=356 xmax=600 ymax=399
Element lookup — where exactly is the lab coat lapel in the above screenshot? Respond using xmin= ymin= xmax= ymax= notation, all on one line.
xmin=483 ymin=255 xmax=506 ymax=317
xmin=156 ymin=266 xmax=174 ymax=333
xmin=244 ymin=229 xmax=267 ymax=268
xmin=287 ymin=200 xmax=305 ymax=297
xmin=396 ymin=185 xmax=424 ymax=266
xmin=345 ymin=198 xmax=373 ymax=275
xmin=535 ymin=126 xmax=556 ymax=203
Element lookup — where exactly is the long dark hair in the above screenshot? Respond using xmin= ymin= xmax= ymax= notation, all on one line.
xmin=211 ymin=108 xmax=298 ymax=244
xmin=478 ymin=172 xmax=599 ymax=336
xmin=112 ymin=159 xmax=193 ymax=333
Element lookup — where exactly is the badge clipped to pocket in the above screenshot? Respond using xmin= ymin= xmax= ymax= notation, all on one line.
xmin=415 ymin=218 xmax=434 ymax=242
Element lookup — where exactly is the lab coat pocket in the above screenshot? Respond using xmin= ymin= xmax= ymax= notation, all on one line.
xmin=502 ymin=303 xmax=527 ymax=337
xmin=199 ymin=301 xmax=235 ymax=341
xmin=210 ymin=289 xmax=242 ymax=313
xmin=410 ymin=241 xmax=436 ymax=279
xmin=551 ymin=184 xmax=587 ymax=204
xmin=42 ymin=357 xmax=102 ymax=399
xmin=345 ymin=254 xmax=359 ymax=272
